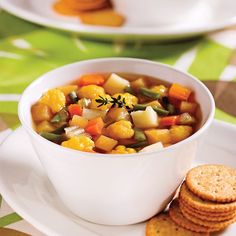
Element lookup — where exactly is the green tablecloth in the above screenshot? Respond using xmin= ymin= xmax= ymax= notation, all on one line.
xmin=0 ymin=10 xmax=236 ymax=236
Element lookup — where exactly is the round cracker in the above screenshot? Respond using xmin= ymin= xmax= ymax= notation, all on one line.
xmin=180 ymin=197 xmax=236 ymax=216
xmin=180 ymin=182 xmax=236 ymax=213
xmin=179 ymin=200 xmax=236 ymax=222
xmin=181 ymin=206 xmax=236 ymax=229
xmin=169 ymin=199 xmax=220 ymax=233
xmin=146 ymin=212 xmax=208 ymax=236
xmin=186 ymin=165 xmax=236 ymax=203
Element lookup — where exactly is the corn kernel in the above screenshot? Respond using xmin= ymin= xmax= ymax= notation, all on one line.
xmin=110 ymin=145 xmax=136 ymax=154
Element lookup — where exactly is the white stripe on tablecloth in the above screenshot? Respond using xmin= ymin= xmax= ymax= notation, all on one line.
xmin=0 ymin=94 xmax=21 ymax=101
xmin=174 ymin=47 xmax=198 ymax=72
xmin=219 ymin=65 xmax=236 ymax=81
xmin=209 ymin=30 xmax=236 ymax=49
xmin=0 ymin=51 xmax=23 ymax=59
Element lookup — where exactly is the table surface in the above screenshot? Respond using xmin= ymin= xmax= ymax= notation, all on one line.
xmin=0 ymin=9 xmax=236 ymax=236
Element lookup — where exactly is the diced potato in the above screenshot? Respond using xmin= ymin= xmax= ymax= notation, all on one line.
xmin=103 ymin=73 xmax=129 ymax=95
xmin=170 ymin=125 xmax=193 ymax=143
xmin=145 ymin=100 xmax=163 ymax=108
xmin=31 ymin=103 xmax=52 ymax=122
xmin=69 ymin=115 xmax=88 ymax=128
xmin=82 ymin=108 xmax=107 ymax=120
xmin=39 ymin=89 xmax=66 ymax=113
xmin=78 ymin=85 xmax=105 ymax=99
xmin=140 ymin=142 xmax=164 ymax=153
xmin=106 ymin=120 xmax=134 ymax=139
xmin=95 ymin=135 xmax=118 ymax=152
xmin=107 ymin=107 xmax=130 ymax=122
xmin=144 ymin=129 xmax=171 ymax=145
xmin=58 ymin=85 xmax=78 ymax=96
xmin=130 ymin=78 xmax=147 ymax=92
xmin=179 ymin=101 xmax=198 ymax=114
xmin=131 ymin=106 xmax=158 ymax=129
xmin=36 ymin=121 xmax=55 ymax=133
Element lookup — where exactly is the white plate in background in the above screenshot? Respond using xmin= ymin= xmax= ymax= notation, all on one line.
xmin=1 ymin=0 xmax=236 ymax=41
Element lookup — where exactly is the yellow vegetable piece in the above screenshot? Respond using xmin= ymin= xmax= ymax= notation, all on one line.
xmin=130 ymin=78 xmax=147 ymax=92
xmin=145 ymin=129 xmax=172 ymax=145
xmin=110 ymin=145 xmax=136 ymax=154
xmin=78 ymin=85 xmax=105 ymax=99
xmin=106 ymin=120 xmax=134 ymax=139
xmin=39 ymin=89 xmax=66 ymax=113
xmin=113 ymin=93 xmax=138 ymax=108
xmin=103 ymin=73 xmax=129 ymax=95
xmin=61 ymin=136 xmax=95 ymax=152
xmin=37 ymin=121 xmax=55 ymax=133
xmin=90 ymin=94 xmax=112 ymax=111
xmin=107 ymin=107 xmax=130 ymax=122
xmin=151 ymin=85 xmax=168 ymax=97
xmin=69 ymin=115 xmax=88 ymax=128
xmin=95 ymin=135 xmax=118 ymax=152
xmin=31 ymin=103 xmax=52 ymax=122
xmin=170 ymin=125 xmax=193 ymax=143
xmin=58 ymin=85 xmax=78 ymax=96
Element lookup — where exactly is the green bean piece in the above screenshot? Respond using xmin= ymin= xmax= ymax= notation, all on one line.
xmin=52 ymin=124 xmax=67 ymax=134
xmin=51 ymin=108 xmax=69 ymax=123
xmin=126 ymin=141 xmax=148 ymax=148
xmin=133 ymin=104 xmax=146 ymax=111
xmin=124 ymin=86 xmax=135 ymax=95
xmin=134 ymin=129 xmax=147 ymax=142
xmin=133 ymin=104 xmax=169 ymax=116
xmin=167 ymin=103 xmax=175 ymax=115
xmin=40 ymin=132 xmax=64 ymax=142
xmin=140 ymin=87 xmax=160 ymax=99
xmin=68 ymin=91 xmax=78 ymax=103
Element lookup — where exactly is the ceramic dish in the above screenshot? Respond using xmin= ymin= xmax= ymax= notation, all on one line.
xmin=1 ymin=0 xmax=236 ymax=41
xmin=0 ymin=120 xmax=235 ymax=235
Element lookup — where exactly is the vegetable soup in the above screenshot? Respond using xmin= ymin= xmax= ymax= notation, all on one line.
xmin=31 ymin=73 xmax=201 ymax=154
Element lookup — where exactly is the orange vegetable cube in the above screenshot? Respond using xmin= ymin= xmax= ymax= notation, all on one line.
xmin=85 ymin=117 xmax=104 ymax=136
xmin=169 ymin=83 xmax=192 ymax=101
xmin=68 ymin=104 xmax=83 ymax=116
xmin=95 ymin=135 xmax=118 ymax=152
xmin=78 ymin=74 xmax=105 ymax=87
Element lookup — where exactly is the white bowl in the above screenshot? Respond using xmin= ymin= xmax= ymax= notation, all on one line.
xmin=18 ymin=58 xmax=215 ymax=225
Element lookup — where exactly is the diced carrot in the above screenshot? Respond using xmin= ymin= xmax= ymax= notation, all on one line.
xmin=85 ymin=117 xmax=104 ymax=136
xmin=159 ymin=116 xmax=178 ymax=127
xmin=169 ymin=83 xmax=192 ymax=101
xmin=68 ymin=104 xmax=83 ymax=116
xmin=78 ymin=74 xmax=105 ymax=87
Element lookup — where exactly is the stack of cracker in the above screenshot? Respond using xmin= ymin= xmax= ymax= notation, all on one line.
xmin=169 ymin=165 xmax=236 ymax=234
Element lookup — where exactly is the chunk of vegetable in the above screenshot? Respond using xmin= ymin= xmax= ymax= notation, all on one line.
xmin=51 ymin=108 xmax=69 ymax=123
xmin=69 ymin=115 xmax=88 ymax=128
xmin=61 ymin=136 xmax=95 ymax=152
xmin=90 ymin=94 xmax=111 ymax=111
xmin=139 ymin=142 xmax=164 ymax=153
xmin=64 ymin=126 xmax=85 ymax=138
xmin=85 ymin=117 xmax=104 ymax=136
xmin=150 ymin=85 xmax=168 ymax=97
xmin=58 ymin=85 xmax=78 ymax=96
xmin=177 ymin=113 xmax=196 ymax=125
xmin=170 ymin=125 xmax=193 ymax=143
xmin=144 ymin=129 xmax=171 ymax=145
xmin=140 ymin=87 xmax=160 ymax=99
xmin=31 ymin=103 xmax=52 ymax=122
xmin=110 ymin=145 xmax=136 ymax=154
xmin=40 ymin=132 xmax=64 ymax=142
xmin=78 ymin=74 xmax=105 ymax=87
xmin=113 ymin=93 xmax=138 ymax=108
xmin=82 ymin=108 xmax=107 ymax=120
xmin=159 ymin=116 xmax=178 ymax=127
xmin=106 ymin=107 xmax=130 ymax=122
xmin=126 ymin=141 xmax=148 ymax=148
xmin=131 ymin=106 xmax=158 ymax=129
xmin=78 ymin=85 xmax=105 ymax=99
xmin=95 ymin=135 xmax=118 ymax=152
xmin=103 ymin=73 xmax=129 ymax=95
xmin=169 ymin=83 xmax=191 ymax=101
xmin=68 ymin=104 xmax=83 ymax=117
xmin=133 ymin=104 xmax=169 ymax=116
xmin=106 ymin=120 xmax=134 ymax=139
xmin=130 ymin=78 xmax=147 ymax=92
xmin=68 ymin=91 xmax=79 ymax=103
xmin=39 ymin=89 xmax=66 ymax=113
xmin=179 ymin=101 xmax=197 ymax=114
xmin=134 ymin=128 xmax=146 ymax=142
xmin=36 ymin=121 xmax=55 ymax=133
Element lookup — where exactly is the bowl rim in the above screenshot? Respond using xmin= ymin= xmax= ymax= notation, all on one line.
xmin=18 ymin=57 xmax=215 ymax=159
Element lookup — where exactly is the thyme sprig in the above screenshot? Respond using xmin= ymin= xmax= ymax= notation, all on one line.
xmin=95 ymin=95 xmax=130 ymax=109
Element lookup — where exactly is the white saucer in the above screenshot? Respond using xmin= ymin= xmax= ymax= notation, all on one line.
xmin=1 ymin=0 xmax=236 ymax=41
xmin=0 ymin=120 xmax=236 ymax=236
